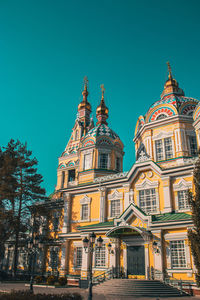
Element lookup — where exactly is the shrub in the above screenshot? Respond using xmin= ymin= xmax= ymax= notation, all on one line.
xmin=34 ymin=275 xmax=43 ymax=284
xmin=46 ymin=275 xmax=56 ymax=285
xmin=58 ymin=277 xmax=67 ymax=286
xmin=0 ymin=290 xmax=83 ymax=300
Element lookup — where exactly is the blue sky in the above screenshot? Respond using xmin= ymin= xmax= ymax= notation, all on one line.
xmin=0 ymin=0 xmax=200 ymax=195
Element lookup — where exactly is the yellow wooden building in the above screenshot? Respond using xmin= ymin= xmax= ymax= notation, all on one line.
xmin=43 ymin=65 xmax=200 ymax=282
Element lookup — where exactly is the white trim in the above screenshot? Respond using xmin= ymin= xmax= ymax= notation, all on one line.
xmin=164 ymin=232 xmax=188 ymax=240
xmin=80 ymin=195 xmax=91 ymax=221
xmin=173 ymin=179 xmax=192 ymax=191
xmin=108 ymin=189 xmax=123 ymax=200
xmin=135 ymin=178 xmax=159 ymax=189
xmin=152 ymin=131 xmax=173 ymax=141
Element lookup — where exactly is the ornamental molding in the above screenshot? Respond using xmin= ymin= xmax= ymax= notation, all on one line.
xmin=183 ymin=157 xmax=198 ymax=165
xmin=108 ymin=189 xmax=123 ymax=201
xmin=136 ymin=150 xmax=150 ymax=163
xmin=173 ymin=178 xmax=192 ymax=191
xmin=135 ymin=178 xmax=159 ymax=190
xmin=93 ymin=171 xmax=128 ymax=183
xmin=80 ymin=195 xmax=91 ymax=205
xmin=152 ymin=131 xmax=173 ymax=141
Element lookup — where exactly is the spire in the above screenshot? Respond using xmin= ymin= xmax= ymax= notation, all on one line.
xmin=82 ymin=76 xmax=89 ymax=102
xmin=161 ymin=62 xmax=184 ymax=99
xmin=96 ymin=84 xmax=109 ymax=125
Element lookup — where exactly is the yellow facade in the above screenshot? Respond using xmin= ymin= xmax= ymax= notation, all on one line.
xmin=45 ymin=70 xmax=200 ymax=283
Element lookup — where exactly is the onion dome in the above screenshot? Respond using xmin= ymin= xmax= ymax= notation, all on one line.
xmin=78 ymin=76 xmax=91 ymax=112
xmin=96 ymin=84 xmax=109 ymax=125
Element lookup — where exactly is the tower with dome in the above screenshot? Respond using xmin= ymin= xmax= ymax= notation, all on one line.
xmin=4 ymin=64 xmax=200 ymax=286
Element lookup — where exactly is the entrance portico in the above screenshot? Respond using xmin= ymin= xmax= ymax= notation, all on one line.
xmin=106 ymin=225 xmax=152 ymax=279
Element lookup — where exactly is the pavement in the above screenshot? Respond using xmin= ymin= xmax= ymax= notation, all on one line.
xmin=0 ymin=282 xmax=200 ymax=299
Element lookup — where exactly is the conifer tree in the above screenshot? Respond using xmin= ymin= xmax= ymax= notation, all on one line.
xmin=188 ymin=154 xmax=200 ymax=286
xmin=0 ymin=139 xmax=47 ymax=276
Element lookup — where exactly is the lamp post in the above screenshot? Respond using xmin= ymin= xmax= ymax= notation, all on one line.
xmin=28 ymin=235 xmax=39 ymax=293
xmin=83 ymin=232 xmax=103 ymax=300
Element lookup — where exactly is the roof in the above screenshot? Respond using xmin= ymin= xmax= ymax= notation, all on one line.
xmin=78 ymin=220 xmax=114 ymax=230
xmin=152 ymin=212 xmax=192 ymax=223
xmin=84 ymin=124 xmax=120 ymax=140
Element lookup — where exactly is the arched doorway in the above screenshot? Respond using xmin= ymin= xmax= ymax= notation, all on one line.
xmin=107 ymin=225 xmax=152 ymax=278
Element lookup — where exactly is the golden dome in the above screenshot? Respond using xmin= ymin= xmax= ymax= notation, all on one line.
xmin=96 ymin=84 xmax=109 ymax=125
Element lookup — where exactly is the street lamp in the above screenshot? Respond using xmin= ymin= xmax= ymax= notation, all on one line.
xmin=28 ymin=235 xmax=39 ymax=293
xmin=82 ymin=232 xmax=103 ymax=300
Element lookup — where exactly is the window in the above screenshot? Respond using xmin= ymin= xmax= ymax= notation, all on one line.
xmin=74 ymin=247 xmax=82 ymax=268
xmin=116 ymin=157 xmax=121 ymax=172
xmin=177 ymin=190 xmax=189 ymax=210
xmin=155 ymin=139 xmax=164 ymax=161
xmin=155 ymin=137 xmax=173 ymax=161
xmin=84 ymin=153 xmax=91 ymax=170
xmin=156 ymin=114 xmax=167 ymax=120
xmin=189 ymin=136 xmax=197 ymax=156
xmin=170 ymin=240 xmax=186 ymax=268
xmin=99 ymin=153 xmax=108 ymax=169
xmin=95 ymin=244 xmax=106 ymax=267
xmin=110 ymin=199 xmax=121 ymax=217
xmin=68 ymin=169 xmax=75 ymax=182
xmin=50 ymin=247 xmax=59 ymax=271
xmin=81 ymin=204 xmax=89 ymax=220
xmin=139 ymin=188 xmax=157 ymax=214
xmin=164 ymin=137 xmax=173 ymax=159
xmin=61 ymin=171 xmax=65 ymax=188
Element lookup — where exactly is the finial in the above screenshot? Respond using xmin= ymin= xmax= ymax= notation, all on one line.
xmin=83 ymin=76 xmax=88 ymax=90
xmin=167 ymin=62 xmax=172 ymax=79
xmin=100 ymin=84 xmax=105 ymax=99
xmin=82 ymin=76 xmax=89 ymax=101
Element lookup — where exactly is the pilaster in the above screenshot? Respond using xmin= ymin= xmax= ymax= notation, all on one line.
xmin=62 ymin=193 xmax=71 ymax=233
xmin=161 ymin=176 xmax=172 ymax=213
xmin=99 ymin=187 xmax=107 ymax=222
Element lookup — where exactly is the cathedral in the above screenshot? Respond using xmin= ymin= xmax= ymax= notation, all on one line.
xmin=4 ymin=64 xmax=200 ymax=284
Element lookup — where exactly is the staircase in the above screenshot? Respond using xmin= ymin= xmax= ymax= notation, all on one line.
xmin=93 ymin=279 xmax=189 ymax=297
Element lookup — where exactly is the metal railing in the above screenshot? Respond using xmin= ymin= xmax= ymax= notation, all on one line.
xmin=164 ymin=278 xmax=195 ymax=295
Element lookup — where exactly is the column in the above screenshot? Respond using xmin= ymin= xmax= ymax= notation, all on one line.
xmin=152 ymin=230 xmax=164 ymax=281
xmin=60 ymin=240 xmax=70 ymax=276
xmin=99 ymin=187 xmax=107 ymax=222
xmin=144 ymin=243 xmax=150 ymax=279
xmin=62 ymin=193 xmax=71 ymax=233
xmin=161 ymin=176 xmax=172 ymax=213
xmin=81 ymin=238 xmax=90 ymax=279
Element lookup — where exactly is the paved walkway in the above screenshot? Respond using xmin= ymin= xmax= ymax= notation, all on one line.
xmin=0 ymin=282 xmax=200 ymax=299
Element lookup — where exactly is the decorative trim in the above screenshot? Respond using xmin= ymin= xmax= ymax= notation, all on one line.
xmin=135 ymin=178 xmax=159 ymax=189
xmin=108 ymin=189 xmax=123 ymax=200
xmin=152 ymin=131 xmax=173 ymax=141
xmin=173 ymin=179 xmax=192 ymax=191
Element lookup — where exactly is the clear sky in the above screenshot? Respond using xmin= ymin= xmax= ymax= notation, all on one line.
xmin=0 ymin=0 xmax=200 ymax=195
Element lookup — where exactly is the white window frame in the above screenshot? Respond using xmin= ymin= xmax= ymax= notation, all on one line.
xmin=136 ymin=179 xmax=160 ymax=214
xmin=108 ymin=189 xmax=123 ymax=219
xmin=165 ymin=233 xmax=191 ymax=272
xmin=98 ymin=149 xmax=111 ymax=169
xmin=82 ymin=149 xmax=93 ymax=170
xmin=80 ymin=195 xmax=91 ymax=222
xmin=173 ymin=179 xmax=192 ymax=212
xmin=95 ymin=244 xmax=106 ymax=268
xmin=153 ymin=131 xmax=174 ymax=162
xmin=170 ymin=240 xmax=187 ymax=269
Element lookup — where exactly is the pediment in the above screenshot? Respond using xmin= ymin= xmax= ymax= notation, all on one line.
xmin=79 ymin=195 xmax=91 ymax=205
xmin=173 ymin=178 xmax=192 ymax=191
xmin=108 ymin=189 xmax=123 ymax=200
xmin=114 ymin=203 xmax=151 ymax=227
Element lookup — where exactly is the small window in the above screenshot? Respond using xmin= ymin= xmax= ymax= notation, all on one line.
xmin=68 ymin=169 xmax=75 ymax=182
xmin=95 ymin=244 xmax=106 ymax=267
xmin=61 ymin=171 xmax=65 ymax=188
xmin=189 ymin=136 xmax=197 ymax=156
xmin=164 ymin=137 xmax=173 ymax=159
xmin=84 ymin=153 xmax=91 ymax=170
xmin=81 ymin=204 xmax=89 ymax=220
xmin=75 ymin=130 xmax=79 ymax=141
xmin=116 ymin=157 xmax=121 ymax=172
xmin=99 ymin=153 xmax=108 ymax=169
xmin=170 ymin=240 xmax=186 ymax=268
xmin=155 ymin=139 xmax=164 ymax=161
xmin=156 ymin=114 xmax=167 ymax=120
xmin=110 ymin=199 xmax=121 ymax=217
xmin=177 ymin=190 xmax=190 ymax=210
xmin=74 ymin=247 xmax=82 ymax=268
xmin=139 ymin=188 xmax=157 ymax=214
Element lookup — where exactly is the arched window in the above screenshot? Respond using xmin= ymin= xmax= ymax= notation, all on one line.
xmin=156 ymin=114 xmax=167 ymax=120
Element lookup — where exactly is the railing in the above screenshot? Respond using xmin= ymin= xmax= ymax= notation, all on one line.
xmin=92 ymin=267 xmax=125 ymax=285
xmin=92 ymin=269 xmax=112 ymax=285
xmin=164 ymin=278 xmax=195 ymax=295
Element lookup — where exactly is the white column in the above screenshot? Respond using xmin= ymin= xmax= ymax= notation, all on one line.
xmin=152 ymin=230 xmax=164 ymax=280
xmin=99 ymin=187 xmax=107 ymax=222
xmin=144 ymin=244 xmax=150 ymax=279
xmin=60 ymin=244 xmax=66 ymax=276
xmin=161 ymin=176 xmax=172 ymax=213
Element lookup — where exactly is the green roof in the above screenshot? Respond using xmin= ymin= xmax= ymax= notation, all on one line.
xmin=152 ymin=212 xmax=192 ymax=223
xmin=78 ymin=220 xmax=114 ymax=230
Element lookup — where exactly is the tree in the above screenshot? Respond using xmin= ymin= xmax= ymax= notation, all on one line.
xmin=188 ymin=154 xmax=200 ymax=286
xmin=0 ymin=139 xmax=47 ymax=276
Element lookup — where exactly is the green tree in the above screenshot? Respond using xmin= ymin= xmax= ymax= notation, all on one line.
xmin=0 ymin=139 xmax=47 ymax=276
xmin=188 ymin=154 xmax=200 ymax=286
